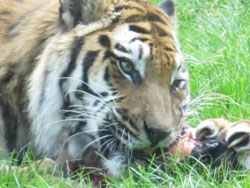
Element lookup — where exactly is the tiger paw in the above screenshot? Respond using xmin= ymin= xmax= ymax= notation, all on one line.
xmin=192 ymin=118 xmax=250 ymax=169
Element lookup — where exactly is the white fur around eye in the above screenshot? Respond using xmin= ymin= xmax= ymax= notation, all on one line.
xmin=113 ymin=24 xmax=150 ymax=80
xmin=172 ymin=79 xmax=186 ymax=90
xmin=171 ymin=53 xmax=189 ymax=85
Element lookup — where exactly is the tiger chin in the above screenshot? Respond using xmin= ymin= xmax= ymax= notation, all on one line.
xmin=0 ymin=0 xmax=190 ymax=177
xmin=193 ymin=119 xmax=250 ymax=169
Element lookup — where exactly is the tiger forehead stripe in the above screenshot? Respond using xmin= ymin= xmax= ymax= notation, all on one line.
xmin=114 ymin=1 xmax=170 ymax=25
xmin=124 ymin=12 xmax=169 ymax=25
xmin=114 ymin=1 xmax=145 ymax=12
xmin=129 ymin=25 xmax=150 ymax=34
xmin=115 ymin=43 xmax=131 ymax=54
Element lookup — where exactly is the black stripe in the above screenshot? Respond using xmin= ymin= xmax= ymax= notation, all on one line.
xmin=115 ymin=108 xmax=140 ymax=132
xmin=147 ymin=13 xmax=166 ymax=24
xmin=114 ymin=5 xmax=144 ymax=13
xmin=103 ymin=50 xmax=116 ymax=61
xmin=131 ymin=70 xmax=142 ymax=85
xmin=156 ymin=26 xmax=168 ymax=37
xmin=99 ymin=35 xmax=111 ymax=48
xmin=1 ymin=101 xmax=17 ymax=151
xmin=116 ymin=108 xmax=129 ymax=121
xmin=69 ymin=121 xmax=87 ymax=136
xmin=113 ymin=96 xmax=125 ymax=103
xmin=130 ymin=37 xmax=148 ymax=43
xmin=177 ymin=65 xmax=182 ymax=71
xmin=125 ymin=15 xmax=144 ymax=23
xmin=129 ymin=25 xmax=150 ymax=34
xmin=92 ymin=100 xmax=100 ymax=107
xmin=138 ymin=45 xmax=143 ymax=60
xmin=59 ymin=37 xmax=84 ymax=90
xmin=61 ymin=94 xmax=74 ymax=119
xmin=165 ymin=46 xmax=175 ymax=52
xmin=100 ymin=92 xmax=109 ymax=97
xmin=114 ymin=119 xmax=139 ymax=138
xmin=79 ymin=51 xmax=100 ymax=95
xmin=99 ymin=125 xmax=120 ymax=158
xmin=125 ymin=14 xmax=167 ymax=24
xmin=115 ymin=43 xmax=131 ymax=54
xmin=83 ymin=51 xmax=100 ymax=83
xmin=59 ymin=37 xmax=84 ymax=118
xmin=104 ymin=66 xmax=110 ymax=81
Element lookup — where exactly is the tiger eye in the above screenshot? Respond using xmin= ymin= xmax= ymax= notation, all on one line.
xmin=120 ymin=61 xmax=134 ymax=73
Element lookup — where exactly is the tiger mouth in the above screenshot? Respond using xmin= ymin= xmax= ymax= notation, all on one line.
xmin=166 ymin=125 xmax=189 ymax=150
xmin=133 ymin=125 xmax=189 ymax=158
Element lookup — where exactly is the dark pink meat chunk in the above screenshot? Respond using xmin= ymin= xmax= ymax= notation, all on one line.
xmin=168 ymin=126 xmax=197 ymax=159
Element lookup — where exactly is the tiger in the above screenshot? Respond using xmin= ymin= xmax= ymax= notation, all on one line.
xmin=1 ymin=0 xmax=248 ymax=178
xmin=0 ymin=0 xmax=190 ymax=177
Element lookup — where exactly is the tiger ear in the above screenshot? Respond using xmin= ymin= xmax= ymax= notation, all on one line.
xmin=59 ymin=0 xmax=105 ymax=31
xmin=158 ymin=0 xmax=176 ymax=29
xmin=158 ymin=0 xmax=175 ymax=17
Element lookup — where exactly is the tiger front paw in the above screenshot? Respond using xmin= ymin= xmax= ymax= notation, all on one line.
xmin=191 ymin=118 xmax=237 ymax=167
xmin=193 ymin=118 xmax=250 ymax=169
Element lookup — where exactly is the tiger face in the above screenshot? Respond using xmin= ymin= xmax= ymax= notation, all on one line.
xmin=0 ymin=0 xmax=189 ymax=177
xmin=97 ymin=24 xmax=189 ymax=150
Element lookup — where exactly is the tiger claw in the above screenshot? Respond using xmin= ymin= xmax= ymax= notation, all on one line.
xmin=227 ymin=134 xmax=249 ymax=148
xmin=225 ymin=120 xmax=250 ymax=152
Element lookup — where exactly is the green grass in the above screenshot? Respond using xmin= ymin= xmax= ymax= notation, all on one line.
xmin=1 ymin=0 xmax=250 ymax=187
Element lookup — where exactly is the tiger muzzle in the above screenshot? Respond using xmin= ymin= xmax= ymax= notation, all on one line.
xmin=144 ymin=121 xmax=171 ymax=146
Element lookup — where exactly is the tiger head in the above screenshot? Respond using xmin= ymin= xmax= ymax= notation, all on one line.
xmin=29 ymin=0 xmax=189 ymax=164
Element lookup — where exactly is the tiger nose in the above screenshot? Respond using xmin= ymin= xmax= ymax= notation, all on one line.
xmin=144 ymin=123 xmax=170 ymax=146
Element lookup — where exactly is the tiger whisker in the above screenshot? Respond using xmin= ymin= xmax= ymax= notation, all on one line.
xmin=98 ymin=137 xmax=117 ymax=155
xmin=127 ymin=132 xmax=133 ymax=160
xmin=119 ymin=128 xmax=127 ymax=149
xmin=59 ymin=77 xmax=122 ymax=111
xmin=59 ymin=77 xmax=107 ymax=100
xmin=60 ymin=109 xmax=110 ymax=123
xmin=76 ymin=134 xmax=114 ymax=157
xmin=108 ymin=138 xmax=120 ymax=158
xmin=41 ymin=118 xmax=87 ymax=127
